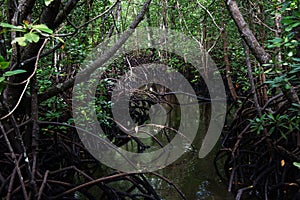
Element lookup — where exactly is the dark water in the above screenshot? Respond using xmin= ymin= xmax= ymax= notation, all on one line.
xmin=78 ymin=103 xmax=233 ymax=199
xmin=148 ymin=143 xmax=233 ymax=200
xmin=147 ymin=103 xmax=233 ymax=200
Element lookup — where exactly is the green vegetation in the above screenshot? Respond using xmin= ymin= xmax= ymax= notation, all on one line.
xmin=0 ymin=0 xmax=299 ymax=199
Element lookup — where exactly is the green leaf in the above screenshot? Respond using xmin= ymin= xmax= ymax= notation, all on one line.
xmin=4 ymin=69 xmax=26 ymax=77
xmin=282 ymin=18 xmax=297 ymax=25
xmin=0 ymin=22 xmax=23 ymax=30
xmin=24 ymin=32 xmax=40 ymax=43
xmin=291 ymin=103 xmax=300 ymax=108
xmin=56 ymin=37 xmax=65 ymax=43
xmin=257 ymin=125 xmax=263 ymax=134
xmin=291 ymin=22 xmax=300 ymax=28
xmin=269 ymin=127 xmax=275 ymax=134
xmin=293 ymin=162 xmax=300 ymax=169
xmin=268 ymin=113 xmax=275 ymax=121
xmin=294 ymin=11 xmax=300 ymax=18
xmin=284 ymin=83 xmax=291 ymax=90
xmin=293 ymin=57 xmax=300 ymax=62
xmin=0 ymin=86 xmax=4 ymax=94
xmin=0 ymin=77 xmax=5 ymax=83
xmin=0 ymin=62 xmax=9 ymax=70
xmin=269 ymin=37 xmax=283 ymax=43
xmin=280 ymin=2 xmax=290 ymax=12
xmin=32 ymin=24 xmax=53 ymax=34
xmin=11 ymin=37 xmax=27 ymax=46
xmin=280 ymin=131 xmax=287 ymax=140
xmin=45 ymin=0 xmax=54 ymax=6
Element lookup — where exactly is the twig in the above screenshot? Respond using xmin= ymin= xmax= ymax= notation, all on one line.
xmin=236 ymin=185 xmax=253 ymax=200
xmin=150 ymin=172 xmax=187 ymax=200
xmin=1 ymin=39 xmax=49 ymax=120
xmin=49 ymin=165 xmax=94 ymax=181
xmin=0 ymin=80 xmax=29 ymax=120
xmin=52 ymin=172 xmax=137 ymax=199
xmin=196 ymin=0 xmax=222 ymax=31
xmin=0 ymin=122 xmax=29 ymax=200
xmin=7 ymin=155 xmax=22 ymax=200
xmin=77 ymin=0 xmax=120 ymax=29
xmin=37 ymin=120 xmax=137 ymax=168
xmin=242 ymin=40 xmax=262 ymax=117
xmin=37 ymin=170 xmax=49 ymax=200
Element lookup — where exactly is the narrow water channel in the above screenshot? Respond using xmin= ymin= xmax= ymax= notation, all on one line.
xmin=81 ymin=102 xmax=233 ymax=199
xmin=147 ymin=103 xmax=233 ymax=199
xmin=148 ymin=146 xmax=233 ymax=200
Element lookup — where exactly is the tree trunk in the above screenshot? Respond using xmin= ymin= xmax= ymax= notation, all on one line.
xmin=225 ymin=0 xmax=299 ymax=104
xmin=221 ymin=21 xmax=238 ymax=101
xmin=225 ymin=0 xmax=271 ymax=65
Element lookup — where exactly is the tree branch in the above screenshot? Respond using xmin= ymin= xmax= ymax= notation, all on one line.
xmin=53 ymin=0 xmax=80 ymax=29
xmin=39 ymin=0 xmax=152 ymax=102
xmin=225 ymin=0 xmax=271 ymax=65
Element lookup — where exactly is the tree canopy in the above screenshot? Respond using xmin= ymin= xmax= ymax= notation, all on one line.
xmin=0 ymin=0 xmax=299 ymax=199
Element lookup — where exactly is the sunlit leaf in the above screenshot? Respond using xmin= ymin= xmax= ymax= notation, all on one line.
xmin=33 ymin=24 xmax=53 ymax=34
xmin=24 ymin=32 xmax=40 ymax=43
xmin=0 ymin=77 xmax=5 ymax=83
xmin=0 ymin=62 xmax=9 ymax=70
xmin=0 ymin=22 xmax=23 ymax=30
xmin=268 ymin=37 xmax=283 ymax=43
xmin=293 ymin=162 xmax=300 ymax=169
xmin=45 ymin=0 xmax=54 ymax=6
xmin=4 ymin=69 xmax=26 ymax=77
xmin=11 ymin=37 xmax=27 ymax=46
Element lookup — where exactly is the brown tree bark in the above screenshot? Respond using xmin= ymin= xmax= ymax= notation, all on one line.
xmin=221 ymin=21 xmax=238 ymax=101
xmin=257 ymin=3 xmax=268 ymax=105
xmin=225 ymin=0 xmax=299 ymax=104
xmin=4 ymin=0 xmax=62 ymax=115
xmin=225 ymin=0 xmax=271 ymax=65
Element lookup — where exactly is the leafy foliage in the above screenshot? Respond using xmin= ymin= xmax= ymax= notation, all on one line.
xmin=1 ymin=21 xmax=54 ymax=46
xmin=0 ymin=0 xmax=300 ymax=199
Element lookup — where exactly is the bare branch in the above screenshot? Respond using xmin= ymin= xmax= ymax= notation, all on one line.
xmin=0 ymin=123 xmax=29 ymax=200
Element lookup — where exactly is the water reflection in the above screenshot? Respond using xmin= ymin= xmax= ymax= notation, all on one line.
xmin=147 ymin=103 xmax=233 ymax=199
xmin=196 ymin=181 xmax=210 ymax=199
